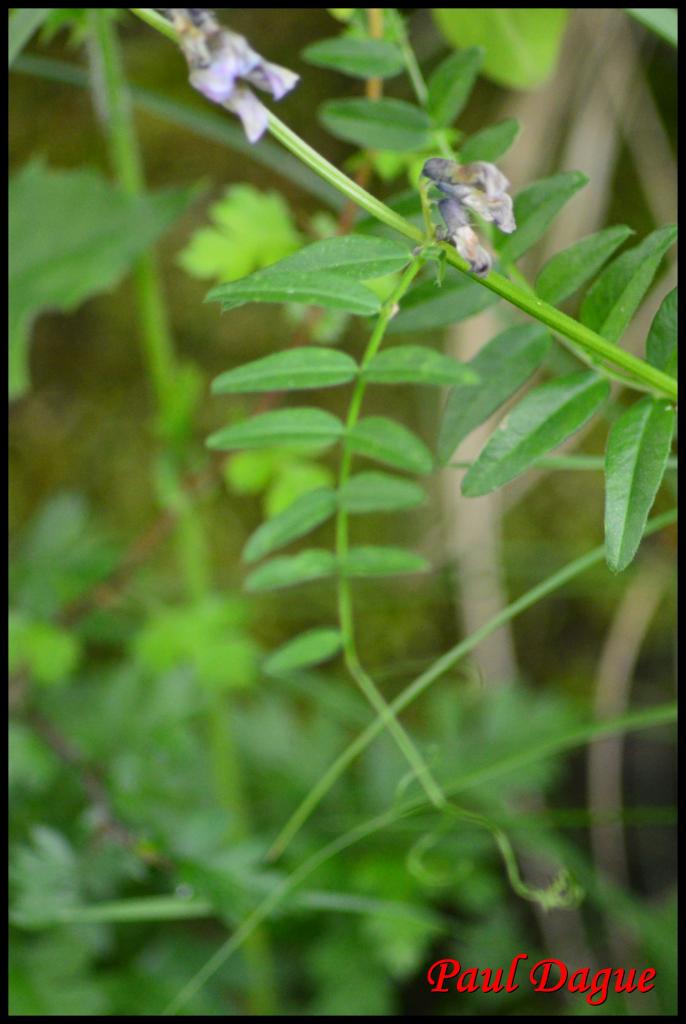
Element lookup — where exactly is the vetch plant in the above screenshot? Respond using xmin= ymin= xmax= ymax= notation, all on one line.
xmin=121 ymin=7 xmax=677 ymax=1011
xmin=9 ymin=6 xmax=677 ymax=1016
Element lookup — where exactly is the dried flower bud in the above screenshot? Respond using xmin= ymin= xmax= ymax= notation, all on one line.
xmin=163 ymin=8 xmax=299 ymax=143
xmin=437 ymin=199 xmax=491 ymax=277
xmin=422 ymin=156 xmax=516 ymax=275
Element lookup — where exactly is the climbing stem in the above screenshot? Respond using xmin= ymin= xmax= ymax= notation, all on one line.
xmin=268 ymin=106 xmax=676 ymax=400
xmin=334 ymin=256 xmax=446 ymax=813
xmin=166 ymin=573 xmax=677 ymax=1014
xmin=129 ymin=7 xmax=676 ymax=402
xmin=267 ymin=507 xmax=677 ymax=859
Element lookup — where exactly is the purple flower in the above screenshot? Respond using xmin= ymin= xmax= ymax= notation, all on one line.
xmin=163 ymin=9 xmax=299 ymax=143
xmin=422 ymin=157 xmax=516 ymax=276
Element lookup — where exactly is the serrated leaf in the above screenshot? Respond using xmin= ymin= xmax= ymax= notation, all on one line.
xmin=438 ymin=324 xmax=552 ymax=463
xmin=342 ymin=546 xmax=429 ymax=577
xmin=459 ymin=119 xmax=520 ymax=163
xmin=302 ymin=37 xmax=404 ymax=78
xmin=363 ymin=345 xmax=478 ymax=386
xmin=264 ymin=627 xmax=343 ymax=675
xmin=535 ymin=225 xmax=634 ymax=306
xmin=426 ymin=48 xmax=483 ymax=128
xmin=462 ymin=372 xmax=609 ymax=496
xmin=243 ymin=488 xmax=337 ymax=562
xmin=604 ymin=398 xmax=675 ymax=572
xmin=177 ymin=184 xmax=302 ymax=283
xmin=348 ymin=417 xmax=433 ymax=474
xmin=339 ymin=472 xmax=425 ymax=513
xmin=212 ymin=348 xmax=357 ymax=394
xmin=388 ymin=270 xmax=499 ymax=333
xmin=9 ymin=161 xmax=196 ymax=399
xmin=319 ymin=98 xmax=431 ymax=151
xmin=431 ymin=9 xmax=569 ymax=90
xmin=207 ymin=409 xmax=343 ymax=451
xmin=646 ymin=288 xmax=677 ymax=378
xmin=207 ymin=270 xmax=381 ymax=315
xmin=498 ymin=171 xmax=588 ymax=263
xmin=580 ymin=226 xmax=677 ymax=342
xmin=266 ymin=235 xmax=412 ymax=280
xmin=245 ymin=549 xmax=337 ymax=591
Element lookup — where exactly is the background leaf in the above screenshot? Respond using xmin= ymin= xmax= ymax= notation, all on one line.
xmin=431 ymin=9 xmax=569 ymax=90
xmin=339 ymin=472 xmax=425 ymax=513
xmin=348 ymin=417 xmax=433 ymax=474
xmin=535 ymin=225 xmax=634 ymax=306
xmin=498 ymin=171 xmax=588 ymax=264
xmin=645 ymin=288 xmax=677 ymax=378
xmin=267 ymin=235 xmax=412 ymax=280
xmin=319 ymin=98 xmax=431 ymax=151
xmin=459 ymin=119 xmax=520 ymax=164
xmin=580 ymin=225 xmax=677 ymax=342
xmin=8 ymin=8 xmax=51 ymax=67
xmin=207 ymin=270 xmax=382 ymax=315
xmin=243 ymin=489 xmax=337 ymax=563
xmin=363 ymin=346 xmax=478 ymax=386
xmin=462 ymin=372 xmax=610 ymax=496
xmin=9 ymin=162 xmax=195 ymax=399
xmin=438 ymin=324 xmax=552 ymax=463
xmin=212 ymin=349 xmax=357 ymax=394
xmin=342 ymin=547 xmax=429 ymax=577
xmin=426 ymin=48 xmax=483 ymax=127
xmin=245 ymin=550 xmax=337 ymax=591
xmin=625 ymin=8 xmax=677 ymax=46
xmin=207 ymin=409 xmax=343 ymax=451
xmin=9 ymin=613 xmax=80 ymax=687
xmin=302 ymin=37 xmax=404 ymax=78
xmin=264 ymin=628 xmax=343 ymax=675
xmin=388 ymin=270 xmax=499 ymax=333
xmin=604 ymin=397 xmax=675 ymax=572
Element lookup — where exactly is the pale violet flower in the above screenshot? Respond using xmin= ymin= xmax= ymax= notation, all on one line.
xmin=162 ymin=9 xmax=299 ymax=143
xmin=422 ymin=157 xmax=516 ymax=276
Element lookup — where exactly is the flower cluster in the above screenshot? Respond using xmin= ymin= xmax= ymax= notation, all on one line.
xmin=161 ymin=8 xmax=299 ymax=143
xmin=422 ymin=158 xmax=516 ymax=277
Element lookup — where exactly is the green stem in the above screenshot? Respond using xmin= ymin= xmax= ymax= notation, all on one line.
xmin=128 ymin=8 xmax=676 ymax=403
xmin=387 ymin=10 xmax=453 ymax=161
xmin=267 ymin=109 xmax=423 ymax=241
xmin=91 ymin=11 xmax=277 ymax=1014
xmin=90 ymin=11 xmax=178 ymax=431
xmin=131 ymin=6 xmax=177 ymax=40
xmin=265 ymin=111 xmax=676 ymax=401
xmin=130 ymin=7 xmax=675 ymax=400
xmin=267 ymin=507 xmax=677 ymax=859
xmin=335 ymin=257 xmax=447 ymax=813
xmin=388 ymin=9 xmax=428 ymax=107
